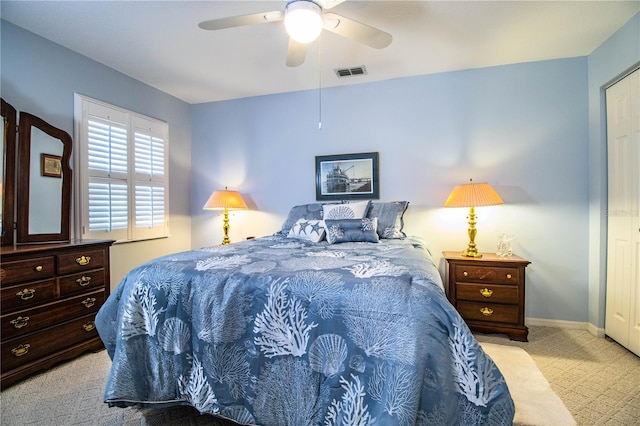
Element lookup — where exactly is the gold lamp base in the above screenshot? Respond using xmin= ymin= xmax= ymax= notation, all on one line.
xmin=221 ymin=207 xmax=231 ymax=245
xmin=461 ymin=206 xmax=483 ymax=258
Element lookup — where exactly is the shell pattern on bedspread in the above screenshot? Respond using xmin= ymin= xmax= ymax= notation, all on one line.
xmin=96 ymin=235 xmax=515 ymax=426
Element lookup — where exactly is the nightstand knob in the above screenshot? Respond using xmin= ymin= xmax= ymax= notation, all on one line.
xmin=463 ymin=271 xmax=468 ymax=277
xmin=480 ymin=288 xmax=493 ymax=298
xmin=506 ymin=273 xmax=512 ymax=279
xmin=480 ymin=307 xmax=494 ymax=316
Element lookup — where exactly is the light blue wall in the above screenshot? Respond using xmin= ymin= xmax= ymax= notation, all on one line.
xmin=1 ymin=20 xmax=193 ymax=286
xmin=192 ymin=57 xmax=590 ymax=323
xmin=5 ymin=10 xmax=637 ymax=325
xmin=587 ymin=13 xmax=640 ymax=329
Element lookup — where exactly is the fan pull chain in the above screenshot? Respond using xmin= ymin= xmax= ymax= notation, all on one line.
xmin=318 ymin=35 xmax=322 ymax=130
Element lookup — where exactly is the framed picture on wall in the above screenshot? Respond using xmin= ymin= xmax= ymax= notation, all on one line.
xmin=41 ymin=154 xmax=62 ymax=178
xmin=315 ymin=152 xmax=379 ymax=200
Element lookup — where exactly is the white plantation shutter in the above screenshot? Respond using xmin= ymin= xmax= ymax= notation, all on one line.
xmin=88 ymin=181 xmax=128 ymax=232
xmin=88 ymin=120 xmax=128 ymax=175
xmin=135 ymin=185 xmax=165 ymax=227
xmin=76 ymin=95 xmax=169 ymax=242
xmin=132 ymin=116 xmax=167 ymax=240
xmin=135 ymin=132 xmax=164 ymax=177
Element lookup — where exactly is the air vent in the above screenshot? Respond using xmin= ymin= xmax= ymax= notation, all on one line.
xmin=335 ymin=66 xmax=367 ymax=78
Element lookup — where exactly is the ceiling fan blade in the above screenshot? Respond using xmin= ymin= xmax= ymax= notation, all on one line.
xmin=323 ymin=12 xmax=392 ymax=49
xmin=198 ymin=11 xmax=283 ymax=31
xmin=317 ymin=0 xmax=347 ymax=10
xmin=286 ymin=38 xmax=307 ymax=67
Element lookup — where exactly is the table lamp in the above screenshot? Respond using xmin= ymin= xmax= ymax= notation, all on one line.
xmin=444 ymin=179 xmax=504 ymax=258
xmin=203 ymin=186 xmax=248 ymax=245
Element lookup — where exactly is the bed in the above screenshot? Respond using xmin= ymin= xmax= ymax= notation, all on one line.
xmin=95 ymin=201 xmax=515 ymax=425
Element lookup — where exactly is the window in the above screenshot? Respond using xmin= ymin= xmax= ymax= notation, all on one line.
xmin=75 ymin=95 xmax=168 ymax=242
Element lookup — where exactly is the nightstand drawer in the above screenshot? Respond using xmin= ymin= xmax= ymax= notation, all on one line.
xmin=454 ymin=264 xmax=519 ymax=285
xmin=456 ymin=282 xmax=519 ymax=304
xmin=457 ymin=301 xmax=519 ymax=324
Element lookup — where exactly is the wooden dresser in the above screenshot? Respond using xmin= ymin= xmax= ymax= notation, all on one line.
xmin=443 ymin=251 xmax=531 ymax=341
xmin=0 ymin=239 xmax=113 ymax=389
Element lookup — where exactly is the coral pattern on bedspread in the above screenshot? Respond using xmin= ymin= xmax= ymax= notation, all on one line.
xmin=96 ymin=235 xmax=514 ymax=425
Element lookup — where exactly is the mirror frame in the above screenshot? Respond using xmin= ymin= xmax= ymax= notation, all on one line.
xmin=16 ymin=112 xmax=72 ymax=243
xmin=1 ymin=99 xmax=17 ymax=246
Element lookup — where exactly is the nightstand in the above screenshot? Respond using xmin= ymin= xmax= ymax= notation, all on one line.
xmin=443 ymin=251 xmax=531 ymax=341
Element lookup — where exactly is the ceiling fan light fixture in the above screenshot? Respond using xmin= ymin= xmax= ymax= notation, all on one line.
xmin=284 ymin=1 xmax=323 ymax=44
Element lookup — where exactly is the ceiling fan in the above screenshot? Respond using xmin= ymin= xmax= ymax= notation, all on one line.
xmin=198 ymin=0 xmax=393 ymax=67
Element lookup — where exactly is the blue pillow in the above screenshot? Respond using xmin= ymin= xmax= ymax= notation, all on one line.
xmin=366 ymin=201 xmax=409 ymax=239
xmin=277 ymin=203 xmax=328 ymax=235
xmin=324 ymin=218 xmax=379 ymax=244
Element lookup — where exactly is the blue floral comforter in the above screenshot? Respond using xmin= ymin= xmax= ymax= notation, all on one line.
xmin=96 ymin=235 xmax=514 ymax=425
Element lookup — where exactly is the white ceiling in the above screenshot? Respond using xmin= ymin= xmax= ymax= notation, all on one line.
xmin=2 ymin=1 xmax=639 ymax=104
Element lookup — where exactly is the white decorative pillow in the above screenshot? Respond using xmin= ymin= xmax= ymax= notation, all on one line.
xmin=322 ymin=200 xmax=370 ymax=220
xmin=287 ymin=219 xmax=326 ymax=243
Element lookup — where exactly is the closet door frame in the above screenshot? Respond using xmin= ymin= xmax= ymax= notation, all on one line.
xmin=605 ymin=67 xmax=640 ymax=356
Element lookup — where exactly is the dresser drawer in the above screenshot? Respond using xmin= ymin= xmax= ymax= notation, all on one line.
xmin=59 ymin=270 xmax=106 ymax=297
xmin=57 ymin=249 xmax=106 ymax=275
xmin=1 ymin=280 xmax=57 ymax=312
xmin=456 ymin=282 xmax=519 ymax=304
xmin=454 ymin=264 xmax=520 ymax=285
xmin=1 ymin=313 xmax=100 ymax=372
xmin=0 ymin=257 xmax=55 ymax=286
xmin=457 ymin=301 xmax=519 ymax=324
xmin=1 ymin=290 xmax=105 ymax=340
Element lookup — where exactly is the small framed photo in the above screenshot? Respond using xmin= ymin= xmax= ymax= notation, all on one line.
xmin=41 ymin=153 xmax=62 ymax=178
xmin=315 ymin=152 xmax=379 ymax=201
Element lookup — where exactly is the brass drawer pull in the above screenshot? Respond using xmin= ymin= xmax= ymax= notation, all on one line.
xmin=506 ymin=273 xmax=512 ymax=279
xmin=35 ymin=265 xmax=43 ymax=272
xmin=16 ymin=288 xmax=36 ymax=300
xmin=11 ymin=344 xmax=30 ymax=357
xmin=76 ymin=276 xmax=92 ymax=286
xmin=480 ymin=307 xmax=494 ymax=316
xmin=82 ymin=321 xmax=96 ymax=332
xmin=480 ymin=288 xmax=493 ymax=298
xmin=82 ymin=297 xmax=97 ymax=308
xmin=10 ymin=316 xmax=30 ymax=329
xmin=76 ymin=255 xmax=91 ymax=266
xmin=463 ymin=271 xmax=468 ymax=276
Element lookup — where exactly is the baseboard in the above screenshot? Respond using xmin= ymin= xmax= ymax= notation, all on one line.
xmin=525 ymin=317 xmax=605 ymax=337
xmin=526 ymin=317 xmax=586 ymax=329
xmin=586 ymin=322 xmax=606 ymax=338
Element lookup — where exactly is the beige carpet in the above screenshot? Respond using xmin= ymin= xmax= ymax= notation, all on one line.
xmin=480 ymin=342 xmax=575 ymax=426
xmin=0 ymin=341 xmax=572 ymax=425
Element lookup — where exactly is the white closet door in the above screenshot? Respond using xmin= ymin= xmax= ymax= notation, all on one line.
xmin=605 ymin=68 xmax=640 ymax=356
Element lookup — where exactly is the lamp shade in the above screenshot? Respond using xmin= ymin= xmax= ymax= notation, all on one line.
xmin=284 ymin=0 xmax=323 ymax=44
xmin=203 ymin=187 xmax=248 ymax=211
xmin=444 ymin=179 xmax=504 ymax=208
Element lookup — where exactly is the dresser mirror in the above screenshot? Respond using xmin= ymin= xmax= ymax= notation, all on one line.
xmin=1 ymin=98 xmax=72 ymax=245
